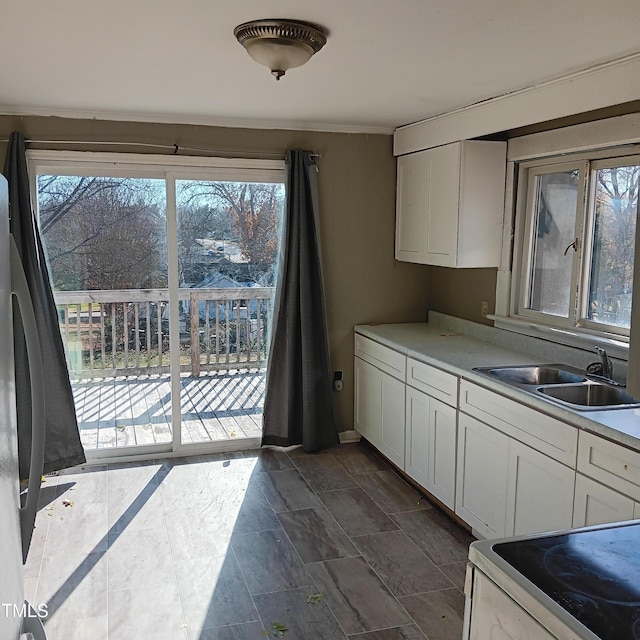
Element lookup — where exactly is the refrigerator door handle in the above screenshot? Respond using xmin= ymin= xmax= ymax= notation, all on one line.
xmin=10 ymin=235 xmax=46 ymax=563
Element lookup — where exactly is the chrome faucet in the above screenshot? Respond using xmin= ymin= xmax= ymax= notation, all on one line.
xmin=594 ymin=346 xmax=613 ymax=380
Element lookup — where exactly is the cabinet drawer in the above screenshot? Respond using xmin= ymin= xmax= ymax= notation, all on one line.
xmin=573 ymin=473 xmax=636 ymax=528
xmin=406 ymin=357 xmax=458 ymax=407
xmin=459 ymin=380 xmax=577 ymax=466
xmin=354 ymin=334 xmax=406 ymax=381
xmin=577 ymin=431 xmax=640 ymax=502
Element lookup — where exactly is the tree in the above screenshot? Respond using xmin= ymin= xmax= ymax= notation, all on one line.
xmin=176 ymin=202 xmax=234 ymax=285
xmin=218 ymin=182 xmax=281 ymax=267
xmin=37 ymin=175 xmax=284 ymax=291
xmin=177 ymin=181 xmax=283 ymax=284
xmin=38 ymin=175 xmax=167 ymax=291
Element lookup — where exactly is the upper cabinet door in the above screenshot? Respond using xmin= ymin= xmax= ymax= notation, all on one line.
xmin=395 ymin=148 xmax=430 ymax=262
xmin=395 ymin=140 xmax=506 ymax=268
xmin=423 ymin=143 xmax=461 ymax=266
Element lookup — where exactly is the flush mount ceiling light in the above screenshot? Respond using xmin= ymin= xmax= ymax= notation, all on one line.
xmin=234 ymin=19 xmax=327 ymax=80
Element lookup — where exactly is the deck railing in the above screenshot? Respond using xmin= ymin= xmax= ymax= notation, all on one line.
xmin=55 ymin=287 xmax=274 ymax=379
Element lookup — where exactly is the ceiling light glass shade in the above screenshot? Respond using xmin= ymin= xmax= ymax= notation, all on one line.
xmin=234 ymin=19 xmax=327 ymax=80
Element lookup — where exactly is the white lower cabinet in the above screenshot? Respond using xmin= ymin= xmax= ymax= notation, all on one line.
xmin=405 ymin=386 xmax=457 ymax=509
xmin=457 ymin=412 xmax=576 ymax=539
xmin=354 ymin=356 xmax=381 ymax=445
xmin=354 ymin=355 xmax=405 ymax=468
xmin=505 ymin=439 xmax=574 ymax=537
xmin=573 ymin=473 xmax=637 ymax=527
xmin=380 ymin=374 xmax=406 ymax=468
xmin=456 ymin=413 xmax=510 ymax=538
xmin=405 ymin=386 xmax=430 ymax=488
xmin=572 ymin=430 xmax=640 ymax=527
xmin=354 ymin=332 xmax=640 ymax=541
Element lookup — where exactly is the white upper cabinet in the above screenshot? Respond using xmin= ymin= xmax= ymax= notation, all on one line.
xmin=395 ymin=140 xmax=506 ymax=267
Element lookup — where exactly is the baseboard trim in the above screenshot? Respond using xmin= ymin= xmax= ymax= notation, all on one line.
xmin=339 ymin=430 xmax=361 ymax=444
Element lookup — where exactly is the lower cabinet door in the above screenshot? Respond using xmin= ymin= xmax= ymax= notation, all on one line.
xmin=505 ymin=439 xmax=575 ymax=537
xmin=573 ymin=473 xmax=636 ymax=527
xmin=405 ymin=388 xmax=457 ymax=509
xmin=355 ymin=356 xmax=405 ymax=468
xmin=380 ymin=372 xmax=406 ymax=468
xmin=354 ymin=356 xmax=382 ymax=447
xmin=405 ymin=386 xmax=430 ymax=487
xmin=427 ymin=397 xmax=457 ymax=509
xmin=456 ymin=413 xmax=509 ymax=538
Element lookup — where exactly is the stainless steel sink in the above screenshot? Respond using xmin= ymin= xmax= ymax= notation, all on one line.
xmin=537 ymin=383 xmax=640 ymax=410
xmin=475 ymin=365 xmax=586 ymax=386
xmin=472 ymin=364 xmax=640 ymax=411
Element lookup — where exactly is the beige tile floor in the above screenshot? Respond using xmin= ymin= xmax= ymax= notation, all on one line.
xmin=25 ymin=443 xmax=474 ymax=640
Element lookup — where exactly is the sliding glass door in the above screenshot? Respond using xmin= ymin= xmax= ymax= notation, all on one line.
xmin=174 ymin=178 xmax=284 ymax=446
xmin=30 ymin=153 xmax=284 ymax=460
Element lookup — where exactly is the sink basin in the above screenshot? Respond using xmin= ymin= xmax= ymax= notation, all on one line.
xmin=472 ymin=364 xmax=638 ymax=411
xmin=537 ymin=383 xmax=640 ymax=410
xmin=474 ymin=365 xmax=587 ymax=386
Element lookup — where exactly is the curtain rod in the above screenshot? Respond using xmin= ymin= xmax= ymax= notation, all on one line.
xmin=0 ymin=138 xmax=323 ymax=159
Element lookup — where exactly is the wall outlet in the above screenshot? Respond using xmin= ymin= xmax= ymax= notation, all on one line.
xmin=333 ymin=370 xmax=343 ymax=392
xmin=481 ymin=300 xmax=489 ymax=319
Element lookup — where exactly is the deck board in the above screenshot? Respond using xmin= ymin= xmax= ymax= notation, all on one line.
xmin=72 ymin=370 xmax=265 ymax=451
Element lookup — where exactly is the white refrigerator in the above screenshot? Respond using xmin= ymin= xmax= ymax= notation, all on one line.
xmin=0 ymin=174 xmax=47 ymax=639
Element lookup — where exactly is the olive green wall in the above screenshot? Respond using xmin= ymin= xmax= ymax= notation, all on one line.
xmin=428 ymin=267 xmax=498 ymax=326
xmin=0 ymin=115 xmax=431 ymax=432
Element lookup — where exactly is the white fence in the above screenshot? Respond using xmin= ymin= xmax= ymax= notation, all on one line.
xmin=55 ymin=287 xmax=274 ymax=379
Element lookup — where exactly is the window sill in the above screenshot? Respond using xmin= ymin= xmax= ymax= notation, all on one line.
xmin=489 ymin=315 xmax=629 ymax=362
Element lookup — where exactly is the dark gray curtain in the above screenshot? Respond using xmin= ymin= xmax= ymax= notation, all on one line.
xmin=4 ymin=132 xmax=85 ymax=477
xmin=262 ymin=150 xmax=339 ymax=451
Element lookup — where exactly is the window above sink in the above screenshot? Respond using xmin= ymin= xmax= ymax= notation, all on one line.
xmin=513 ymin=151 xmax=639 ymax=339
xmin=493 ymin=116 xmax=640 ymax=365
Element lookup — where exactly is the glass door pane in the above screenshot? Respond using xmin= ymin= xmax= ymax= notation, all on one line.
xmin=175 ymin=179 xmax=284 ymax=445
xmin=37 ymin=175 xmax=170 ymax=452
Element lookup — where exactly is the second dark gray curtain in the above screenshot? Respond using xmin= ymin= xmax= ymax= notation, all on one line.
xmin=4 ymin=132 xmax=86 ymax=477
xmin=262 ymin=150 xmax=339 ymax=451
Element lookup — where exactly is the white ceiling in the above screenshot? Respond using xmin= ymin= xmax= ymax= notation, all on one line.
xmin=1 ymin=0 xmax=640 ymax=134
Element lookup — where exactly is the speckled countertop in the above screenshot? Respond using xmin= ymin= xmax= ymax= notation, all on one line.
xmin=355 ymin=314 xmax=640 ymax=452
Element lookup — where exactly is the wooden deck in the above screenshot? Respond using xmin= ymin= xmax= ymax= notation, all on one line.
xmin=72 ymin=370 xmax=265 ymax=450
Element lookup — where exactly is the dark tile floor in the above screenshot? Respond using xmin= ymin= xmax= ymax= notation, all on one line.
xmin=25 ymin=443 xmax=474 ymax=640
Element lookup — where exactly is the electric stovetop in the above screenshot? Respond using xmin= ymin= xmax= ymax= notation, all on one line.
xmin=493 ymin=521 xmax=640 ymax=640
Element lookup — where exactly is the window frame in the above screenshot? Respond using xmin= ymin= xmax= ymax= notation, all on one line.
xmin=578 ymin=155 xmax=639 ymax=336
xmin=500 ymin=144 xmax=640 ymax=360
xmin=514 ymin=159 xmax=587 ymax=329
